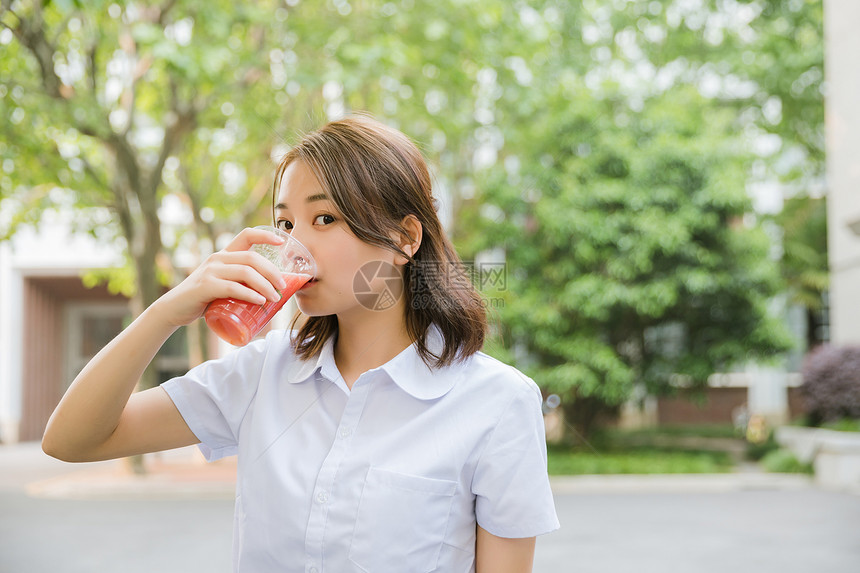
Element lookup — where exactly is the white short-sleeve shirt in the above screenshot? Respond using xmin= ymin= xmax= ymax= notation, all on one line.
xmin=162 ymin=328 xmax=560 ymax=573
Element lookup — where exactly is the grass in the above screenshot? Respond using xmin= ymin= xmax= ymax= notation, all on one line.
xmin=546 ymin=424 xmax=742 ymax=475
xmin=547 ymin=445 xmax=735 ymax=475
xmin=598 ymin=424 xmax=740 ymax=440
xmin=821 ymin=419 xmax=860 ymax=433
xmin=788 ymin=416 xmax=860 ymax=432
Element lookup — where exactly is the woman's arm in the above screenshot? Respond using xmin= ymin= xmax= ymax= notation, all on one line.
xmin=42 ymin=228 xmax=287 ymax=462
xmin=475 ymin=526 xmax=536 ymax=573
xmin=42 ymin=302 xmax=196 ymax=462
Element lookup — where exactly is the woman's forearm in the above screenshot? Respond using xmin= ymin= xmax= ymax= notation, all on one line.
xmin=42 ymin=228 xmax=288 ymax=461
xmin=42 ymin=301 xmax=179 ymax=461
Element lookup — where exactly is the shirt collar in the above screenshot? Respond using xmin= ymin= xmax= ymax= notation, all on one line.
xmin=285 ymin=326 xmax=460 ymax=401
xmin=380 ymin=326 xmax=459 ymax=401
xmin=284 ymin=333 xmax=340 ymax=385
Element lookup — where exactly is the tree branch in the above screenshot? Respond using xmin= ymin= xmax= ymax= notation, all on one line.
xmin=106 ymin=132 xmax=142 ymax=199
xmin=78 ymin=155 xmax=111 ymax=196
xmin=239 ymin=168 xmax=275 ymax=225
xmin=0 ymin=0 xmax=16 ymax=20
xmin=147 ymin=80 xmax=197 ymax=199
xmin=156 ymin=0 xmax=180 ymax=26
xmin=87 ymin=42 xmax=98 ymax=94
xmin=179 ymin=164 xmax=216 ymax=243
xmin=9 ymin=2 xmax=64 ymax=99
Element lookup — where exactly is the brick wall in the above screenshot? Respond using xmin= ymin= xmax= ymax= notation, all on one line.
xmin=657 ymin=387 xmax=748 ymax=426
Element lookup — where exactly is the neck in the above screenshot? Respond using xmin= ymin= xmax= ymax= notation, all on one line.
xmin=333 ymin=302 xmax=413 ymax=388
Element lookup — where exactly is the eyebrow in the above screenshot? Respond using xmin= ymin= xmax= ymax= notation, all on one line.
xmin=274 ymin=193 xmax=329 ymax=210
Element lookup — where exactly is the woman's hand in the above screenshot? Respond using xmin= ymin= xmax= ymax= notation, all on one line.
xmin=155 ymin=227 xmax=288 ymax=327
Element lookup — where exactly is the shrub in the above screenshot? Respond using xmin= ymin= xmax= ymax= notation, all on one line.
xmin=800 ymin=345 xmax=860 ymax=426
xmin=760 ymin=449 xmax=814 ymax=475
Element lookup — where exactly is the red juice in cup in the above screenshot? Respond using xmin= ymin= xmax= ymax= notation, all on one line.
xmin=204 ymin=272 xmax=312 ymax=347
xmin=204 ymin=227 xmax=315 ymax=346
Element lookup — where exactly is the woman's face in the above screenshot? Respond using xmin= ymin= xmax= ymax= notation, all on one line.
xmin=274 ymin=160 xmax=404 ymax=320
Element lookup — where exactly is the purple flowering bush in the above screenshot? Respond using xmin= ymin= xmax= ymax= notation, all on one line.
xmin=800 ymin=345 xmax=860 ymax=426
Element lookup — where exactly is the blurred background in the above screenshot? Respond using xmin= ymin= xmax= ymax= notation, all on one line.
xmin=1 ymin=0 xmax=859 ymax=571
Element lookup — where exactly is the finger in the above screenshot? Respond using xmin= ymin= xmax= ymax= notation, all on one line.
xmin=215 ymin=262 xmax=283 ymax=302
xmin=215 ymin=251 xmax=287 ymax=293
xmin=216 ymin=280 xmax=269 ymax=306
xmin=223 ymin=227 xmax=285 ymax=253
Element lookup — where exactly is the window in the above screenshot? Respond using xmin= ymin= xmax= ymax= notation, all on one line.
xmin=64 ymin=302 xmax=188 ymax=387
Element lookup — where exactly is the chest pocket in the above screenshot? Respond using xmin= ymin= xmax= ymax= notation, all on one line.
xmin=349 ymin=467 xmax=457 ymax=573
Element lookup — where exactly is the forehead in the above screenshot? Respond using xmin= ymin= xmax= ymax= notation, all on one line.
xmin=275 ymin=160 xmax=328 ymax=207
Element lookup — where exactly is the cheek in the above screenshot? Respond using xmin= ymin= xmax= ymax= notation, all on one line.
xmin=317 ymin=231 xmax=399 ymax=287
xmin=317 ymin=245 xmax=363 ymax=292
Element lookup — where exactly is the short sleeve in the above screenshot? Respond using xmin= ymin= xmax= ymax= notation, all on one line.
xmin=161 ymin=337 xmax=269 ymax=461
xmin=471 ymin=380 xmax=560 ymax=538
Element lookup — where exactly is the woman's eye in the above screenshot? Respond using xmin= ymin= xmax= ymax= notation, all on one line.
xmin=314 ymin=214 xmax=335 ymax=226
xmin=276 ymin=219 xmax=293 ymax=231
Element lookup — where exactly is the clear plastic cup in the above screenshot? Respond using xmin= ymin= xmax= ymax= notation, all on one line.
xmin=204 ymin=226 xmax=316 ymax=346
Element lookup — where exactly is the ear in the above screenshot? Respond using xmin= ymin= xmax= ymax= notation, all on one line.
xmin=394 ymin=214 xmax=423 ymax=266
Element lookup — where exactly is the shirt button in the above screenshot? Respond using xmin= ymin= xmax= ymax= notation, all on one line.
xmin=339 ymin=427 xmax=353 ymax=438
xmin=316 ymin=491 xmax=329 ymax=504
xmin=308 ymin=567 xmax=319 ymax=573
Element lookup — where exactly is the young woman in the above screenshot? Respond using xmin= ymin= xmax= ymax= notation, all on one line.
xmin=43 ymin=115 xmax=559 ymax=573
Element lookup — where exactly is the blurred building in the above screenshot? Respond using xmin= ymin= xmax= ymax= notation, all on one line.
xmin=0 ymin=210 xmax=295 ymax=444
xmin=0 ymin=214 xmax=125 ymax=443
xmin=0 ymin=214 xmax=195 ymax=444
xmin=825 ymin=0 xmax=860 ymax=345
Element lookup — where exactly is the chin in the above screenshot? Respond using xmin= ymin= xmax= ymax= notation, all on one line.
xmin=294 ymin=301 xmax=333 ymax=319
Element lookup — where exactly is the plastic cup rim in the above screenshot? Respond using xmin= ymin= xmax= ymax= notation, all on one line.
xmin=252 ymin=225 xmax=316 ymax=276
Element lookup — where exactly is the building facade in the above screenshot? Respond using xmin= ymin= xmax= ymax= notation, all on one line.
xmin=825 ymin=0 xmax=860 ymax=345
xmin=0 ymin=213 xmax=196 ymax=443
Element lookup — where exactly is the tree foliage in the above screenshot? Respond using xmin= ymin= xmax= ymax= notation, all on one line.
xmin=0 ymin=0 xmax=516 ymax=367
xmin=1 ymin=1 xmax=823 ymax=436
xmin=455 ymin=0 xmax=817 ymax=434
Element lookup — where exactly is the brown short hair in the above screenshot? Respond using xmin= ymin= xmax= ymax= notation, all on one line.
xmin=272 ymin=114 xmax=487 ymax=368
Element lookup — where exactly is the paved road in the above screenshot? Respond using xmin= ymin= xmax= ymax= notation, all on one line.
xmin=0 ymin=492 xmax=234 ymax=573
xmin=2 ymin=444 xmax=859 ymax=572
xmin=539 ymin=489 xmax=860 ymax=573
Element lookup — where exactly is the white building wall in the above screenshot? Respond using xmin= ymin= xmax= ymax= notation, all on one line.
xmin=825 ymin=0 xmax=860 ymax=344
xmin=0 ymin=241 xmax=24 ymax=443
xmin=0 ymin=212 xmax=123 ymax=443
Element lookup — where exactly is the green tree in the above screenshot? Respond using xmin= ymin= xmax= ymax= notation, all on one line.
xmin=0 ymin=0 xmax=296 ymax=373
xmin=2 ymin=0 xmax=818 ymax=442
xmin=457 ymin=0 xmax=799 ymax=436
xmin=465 ymin=83 xmax=792 ymax=436
xmin=740 ymin=0 xmax=827 ymax=348
xmin=771 ymin=195 xmax=827 ymax=349
xmin=622 ymin=0 xmax=828 ymax=344
xmin=0 ymin=0 xmax=539 ymax=354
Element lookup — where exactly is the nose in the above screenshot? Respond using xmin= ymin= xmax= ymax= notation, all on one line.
xmin=286 ymin=226 xmax=316 ymax=272
xmin=288 ymin=226 xmax=310 ymax=251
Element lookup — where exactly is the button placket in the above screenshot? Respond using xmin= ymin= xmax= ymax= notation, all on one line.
xmin=303 ymin=377 xmax=371 ymax=567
